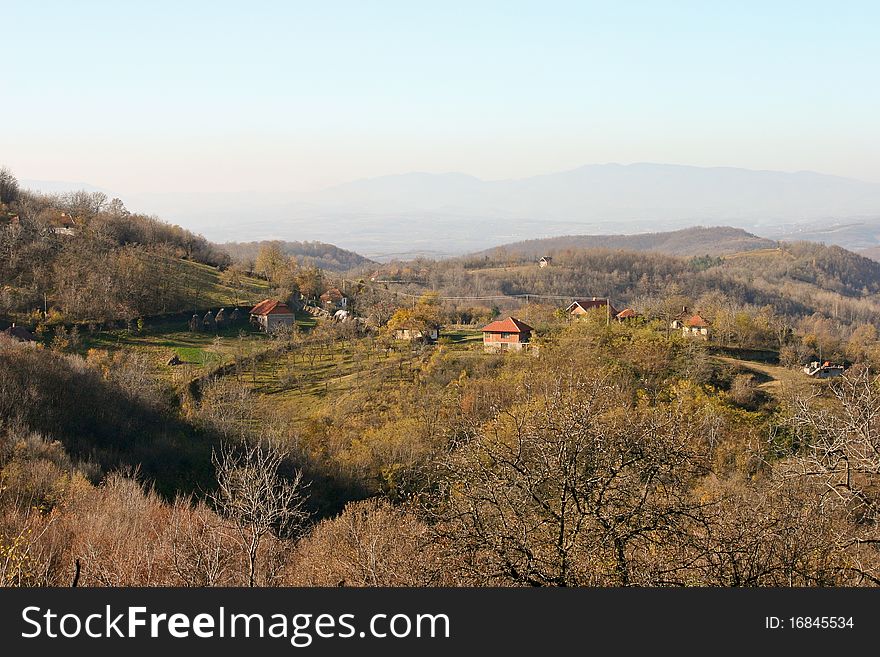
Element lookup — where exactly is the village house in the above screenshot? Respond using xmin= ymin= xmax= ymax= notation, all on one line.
xmin=250 ymin=298 xmax=296 ymax=332
xmin=394 ymin=324 xmax=440 ymax=343
xmin=319 ymin=287 xmax=347 ymax=310
xmin=803 ymin=361 xmax=845 ymax=379
xmin=566 ymin=298 xmax=619 ymax=320
xmin=615 ymin=308 xmax=638 ymax=321
xmin=481 ymin=316 xmax=534 ymax=352
xmin=680 ymin=313 xmax=711 ymax=339
xmin=539 ymin=256 xmax=553 ymax=268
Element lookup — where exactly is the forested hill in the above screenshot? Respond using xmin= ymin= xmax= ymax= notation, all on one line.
xmin=478 ymin=226 xmax=777 ymax=258
xmin=221 ymin=239 xmax=375 ymax=272
xmin=399 ymin=240 xmax=880 ymax=327
xmin=1 ymin=168 xmax=271 ymax=323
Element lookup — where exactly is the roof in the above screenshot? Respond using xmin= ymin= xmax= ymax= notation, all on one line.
xmin=685 ymin=314 xmax=711 ymax=328
xmin=615 ymin=308 xmax=637 ymax=319
xmin=566 ymin=298 xmax=619 ymax=316
xmin=320 ymin=288 xmax=345 ymax=302
xmin=2 ymin=325 xmax=36 ymax=342
xmin=481 ymin=317 xmax=534 ymax=334
xmin=250 ymin=299 xmax=294 ymax=316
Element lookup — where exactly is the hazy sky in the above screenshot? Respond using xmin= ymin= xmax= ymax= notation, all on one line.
xmin=2 ymin=0 xmax=879 ymax=194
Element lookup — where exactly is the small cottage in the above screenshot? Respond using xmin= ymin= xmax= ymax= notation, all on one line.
xmin=481 ymin=317 xmax=533 ymax=352
xmin=681 ymin=313 xmax=711 ymax=339
xmin=394 ymin=325 xmax=440 ymax=343
xmin=250 ymin=299 xmax=296 ymax=332
xmin=539 ymin=256 xmax=553 ymax=268
xmin=319 ymin=288 xmax=347 ymax=310
xmin=615 ymin=308 xmax=638 ymax=321
xmin=566 ymin=298 xmax=619 ymax=320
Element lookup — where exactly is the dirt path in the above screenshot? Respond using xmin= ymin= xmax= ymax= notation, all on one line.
xmin=716 ymin=356 xmax=813 ymax=399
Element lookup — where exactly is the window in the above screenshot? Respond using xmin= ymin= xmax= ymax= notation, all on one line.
xmin=501 ymin=332 xmax=513 ymax=339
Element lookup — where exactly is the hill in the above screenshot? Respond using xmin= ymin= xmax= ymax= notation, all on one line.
xmin=475 ymin=226 xmax=777 ymax=259
xmin=1 ymin=177 xmax=268 ymax=324
xmin=221 ymin=239 xmax=375 ymax=272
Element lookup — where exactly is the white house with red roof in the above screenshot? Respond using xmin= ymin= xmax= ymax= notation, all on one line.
xmin=249 ymin=299 xmax=296 ymax=332
xmin=681 ymin=313 xmax=711 ymax=339
xmin=480 ymin=317 xmax=534 ymax=352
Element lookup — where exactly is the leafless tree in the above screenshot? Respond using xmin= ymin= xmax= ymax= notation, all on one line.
xmin=783 ymin=364 xmax=880 ymax=542
xmin=435 ymin=370 xmax=709 ymax=586
xmin=210 ymin=441 xmax=310 ymax=587
xmin=0 ymin=166 xmax=19 ymax=205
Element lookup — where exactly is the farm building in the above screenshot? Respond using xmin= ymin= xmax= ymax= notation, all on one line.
xmin=566 ymin=298 xmax=619 ymax=320
xmin=250 ymin=299 xmax=296 ymax=332
xmin=481 ymin=317 xmax=533 ymax=352
xmin=680 ymin=313 xmax=711 ymax=339
xmin=394 ymin=325 xmax=440 ymax=343
xmin=320 ymin=287 xmax=347 ymax=310
xmin=615 ymin=308 xmax=638 ymax=321
xmin=803 ymin=361 xmax=845 ymax=379
xmin=539 ymin=256 xmax=553 ymax=268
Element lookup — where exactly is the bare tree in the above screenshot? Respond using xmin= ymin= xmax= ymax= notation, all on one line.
xmin=210 ymin=441 xmax=310 ymax=587
xmin=0 ymin=166 xmax=19 ymax=205
xmin=435 ymin=370 xmax=709 ymax=586
xmin=784 ymin=364 xmax=880 ymax=532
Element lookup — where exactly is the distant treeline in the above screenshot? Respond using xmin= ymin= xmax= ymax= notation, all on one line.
xmin=476 ymin=225 xmax=777 ymax=259
xmin=221 ymin=239 xmax=375 ymax=273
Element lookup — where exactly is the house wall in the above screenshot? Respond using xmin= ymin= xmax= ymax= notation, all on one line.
xmin=483 ymin=331 xmax=529 ymax=351
xmin=254 ymin=313 xmax=295 ymax=332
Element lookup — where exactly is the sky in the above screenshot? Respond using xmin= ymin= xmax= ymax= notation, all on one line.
xmin=1 ymin=0 xmax=879 ymax=194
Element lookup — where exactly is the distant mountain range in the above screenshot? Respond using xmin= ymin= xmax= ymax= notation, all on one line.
xmin=22 ymin=163 xmax=880 ymax=259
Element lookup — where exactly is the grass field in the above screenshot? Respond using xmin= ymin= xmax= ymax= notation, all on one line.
xmin=78 ymin=311 xmax=317 ymax=380
xmin=243 ymin=327 xmax=486 ymax=423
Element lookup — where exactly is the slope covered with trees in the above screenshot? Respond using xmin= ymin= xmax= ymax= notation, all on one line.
xmin=1 ymin=167 xmax=268 ymax=324
xmin=477 ymin=226 xmax=777 ymax=258
xmin=221 ymin=240 xmax=374 ymax=273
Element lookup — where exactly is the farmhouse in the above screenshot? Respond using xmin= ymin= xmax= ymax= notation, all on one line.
xmin=615 ymin=308 xmax=638 ymax=321
xmin=566 ymin=298 xmax=619 ymax=319
xmin=250 ymin=298 xmax=296 ymax=332
xmin=394 ymin=325 xmax=440 ymax=343
xmin=320 ymin=288 xmax=347 ymax=310
xmin=539 ymin=256 xmax=553 ymax=268
xmin=481 ymin=317 xmax=533 ymax=352
xmin=681 ymin=313 xmax=711 ymax=339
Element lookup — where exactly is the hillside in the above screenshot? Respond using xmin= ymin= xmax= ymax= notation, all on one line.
xmin=475 ymin=226 xmax=777 ymax=258
xmin=1 ymin=179 xmax=269 ymax=324
xmin=221 ymin=239 xmax=375 ymax=272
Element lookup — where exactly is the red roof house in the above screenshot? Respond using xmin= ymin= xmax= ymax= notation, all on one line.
xmin=566 ymin=298 xmax=619 ymax=319
xmin=249 ymin=299 xmax=295 ymax=332
xmin=481 ymin=317 xmax=534 ymax=352
xmin=682 ymin=313 xmax=711 ymax=339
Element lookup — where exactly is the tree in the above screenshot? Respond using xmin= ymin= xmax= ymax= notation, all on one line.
xmin=436 ymin=370 xmax=708 ymax=586
xmin=210 ymin=441 xmax=310 ymax=587
xmin=253 ymin=242 xmax=286 ymax=282
xmin=0 ymin=166 xmax=19 ymax=205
